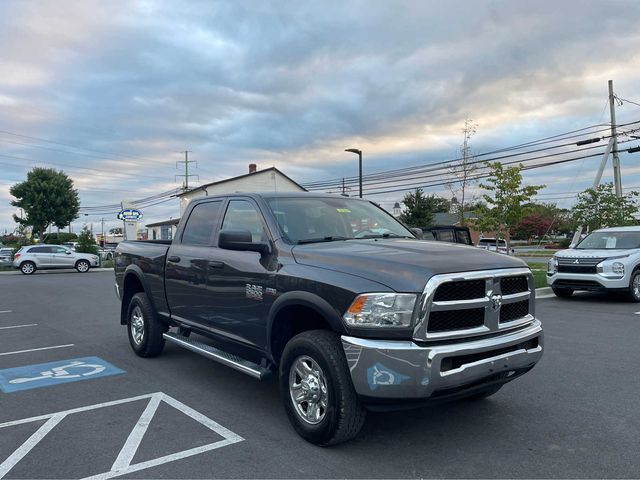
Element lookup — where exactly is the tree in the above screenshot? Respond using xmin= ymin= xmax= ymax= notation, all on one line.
xmin=476 ymin=162 xmax=545 ymax=250
xmin=42 ymin=232 xmax=78 ymax=244
xmin=76 ymin=228 xmax=98 ymax=255
xmin=109 ymin=227 xmax=123 ymax=235
xmin=10 ymin=168 xmax=80 ymax=239
xmin=448 ymin=119 xmax=479 ymax=225
xmin=572 ymin=183 xmax=639 ymax=231
xmin=398 ymin=188 xmax=449 ymax=227
xmin=512 ymin=213 xmax=554 ymax=240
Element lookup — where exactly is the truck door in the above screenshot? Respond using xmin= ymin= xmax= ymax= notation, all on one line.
xmin=206 ymin=198 xmax=277 ymax=349
xmin=165 ymin=200 xmax=223 ymax=326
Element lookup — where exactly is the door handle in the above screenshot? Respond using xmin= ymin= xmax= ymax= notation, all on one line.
xmin=167 ymin=256 xmax=181 ymax=263
xmin=209 ymin=261 xmax=225 ymax=269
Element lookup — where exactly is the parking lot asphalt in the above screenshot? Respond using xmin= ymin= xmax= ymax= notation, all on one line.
xmin=1 ymin=270 xmax=639 ymax=479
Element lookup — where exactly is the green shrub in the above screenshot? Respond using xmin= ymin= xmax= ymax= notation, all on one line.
xmin=76 ymin=228 xmax=98 ymax=254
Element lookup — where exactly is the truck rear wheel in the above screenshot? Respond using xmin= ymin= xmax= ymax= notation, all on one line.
xmin=279 ymin=330 xmax=366 ymax=446
xmin=127 ymin=292 xmax=165 ymax=357
xmin=552 ymin=286 xmax=573 ymax=298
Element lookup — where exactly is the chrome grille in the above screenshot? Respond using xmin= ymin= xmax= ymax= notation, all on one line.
xmin=414 ymin=268 xmax=535 ymax=341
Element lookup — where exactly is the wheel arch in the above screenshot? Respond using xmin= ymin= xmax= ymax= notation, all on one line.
xmin=267 ymin=291 xmax=346 ymax=365
xmin=120 ymin=266 xmax=156 ymax=325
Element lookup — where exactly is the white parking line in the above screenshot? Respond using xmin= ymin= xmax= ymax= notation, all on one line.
xmin=0 ymin=324 xmax=38 ymax=330
xmin=0 ymin=392 xmax=243 ymax=480
xmin=0 ymin=310 xmax=12 ymax=314
xmin=0 ymin=344 xmax=74 ymax=357
xmin=0 ymin=413 xmax=65 ymax=479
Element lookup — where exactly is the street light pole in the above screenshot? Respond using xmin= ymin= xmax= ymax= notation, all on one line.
xmin=345 ymin=148 xmax=363 ymax=198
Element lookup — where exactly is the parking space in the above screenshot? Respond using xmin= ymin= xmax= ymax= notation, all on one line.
xmin=1 ymin=272 xmax=640 ymax=478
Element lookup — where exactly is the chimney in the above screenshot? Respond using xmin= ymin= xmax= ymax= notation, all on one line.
xmin=249 ymin=163 xmax=257 ymax=174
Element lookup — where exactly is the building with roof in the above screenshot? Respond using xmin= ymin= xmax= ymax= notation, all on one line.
xmin=177 ymin=164 xmax=306 ymax=215
xmin=146 ymin=218 xmax=180 ymax=241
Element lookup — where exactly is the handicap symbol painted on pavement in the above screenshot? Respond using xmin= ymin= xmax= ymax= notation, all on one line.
xmin=0 ymin=356 xmax=125 ymax=393
xmin=367 ymin=362 xmax=410 ymax=391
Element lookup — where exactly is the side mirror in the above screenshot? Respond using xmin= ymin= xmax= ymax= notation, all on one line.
xmin=409 ymin=227 xmax=423 ymax=239
xmin=219 ymin=230 xmax=270 ymax=254
xmin=65 ymin=251 xmax=72 ymax=255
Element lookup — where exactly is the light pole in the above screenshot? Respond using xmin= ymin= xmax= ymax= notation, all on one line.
xmin=345 ymin=148 xmax=362 ymax=198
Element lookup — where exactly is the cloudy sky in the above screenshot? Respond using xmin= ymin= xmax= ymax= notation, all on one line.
xmin=1 ymin=0 xmax=640 ymax=234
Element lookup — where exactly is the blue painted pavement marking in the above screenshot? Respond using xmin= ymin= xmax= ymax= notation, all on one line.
xmin=0 ymin=356 xmax=125 ymax=393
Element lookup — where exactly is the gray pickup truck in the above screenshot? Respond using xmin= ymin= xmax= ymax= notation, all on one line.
xmin=114 ymin=192 xmax=543 ymax=445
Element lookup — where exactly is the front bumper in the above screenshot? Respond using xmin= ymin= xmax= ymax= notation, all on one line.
xmin=547 ymin=272 xmax=628 ymax=290
xmin=341 ymin=320 xmax=543 ymax=399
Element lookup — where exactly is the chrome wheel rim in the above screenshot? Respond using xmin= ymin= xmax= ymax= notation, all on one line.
xmin=22 ymin=263 xmax=34 ymax=274
xmin=77 ymin=261 xmax=89 ymax=272
xmin=289 ymin=355 xmax=328 ymax=425
xmin=633 ymin=275 xmax=640 ymax=298
xmin=130 ymin=306 xmax=145 ymax=345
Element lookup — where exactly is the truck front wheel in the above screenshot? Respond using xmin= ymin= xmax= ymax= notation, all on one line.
xmin=127 ymin=292 xmax=165 ymax=357
xmin=279 ymin=330 xmax=366 ymax=446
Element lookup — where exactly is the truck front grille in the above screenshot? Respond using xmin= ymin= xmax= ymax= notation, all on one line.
xmin=428 ymin=308 xmax=485 ymax=332
xmin=414 ymin=268 xmax=535 ymax=341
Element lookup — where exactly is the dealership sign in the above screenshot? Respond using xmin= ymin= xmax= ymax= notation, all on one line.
xmin=117 ymin=209 xmax=143 ymax=221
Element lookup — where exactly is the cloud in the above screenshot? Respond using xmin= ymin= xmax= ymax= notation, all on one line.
xmin=1 ymin=0 xmax=640 ymax=232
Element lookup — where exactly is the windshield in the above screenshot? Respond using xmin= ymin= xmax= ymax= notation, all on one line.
xmin=265 ymin=197 xmax=414 ymax=244
xmin=576 ymin=231 xmax=640 ymax=250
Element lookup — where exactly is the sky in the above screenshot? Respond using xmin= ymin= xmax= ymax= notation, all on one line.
xmin=1 ymin=0 xmax=640 ymax=234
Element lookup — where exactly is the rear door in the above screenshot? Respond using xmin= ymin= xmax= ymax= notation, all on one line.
xmin=28 ymin=246 xmax=53 ymax=267
xmin=165 ymin=200 xmax=224 ymax=326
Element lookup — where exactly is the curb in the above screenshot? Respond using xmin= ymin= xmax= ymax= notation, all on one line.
xmin=535 ymin=287 xmax=551 ymax=294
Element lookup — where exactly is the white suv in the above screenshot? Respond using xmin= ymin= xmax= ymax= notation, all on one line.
xmin=12 ymin=245 xmax=99 ymax=275
xmin=547 ymin=226 xmax=640 ymax=300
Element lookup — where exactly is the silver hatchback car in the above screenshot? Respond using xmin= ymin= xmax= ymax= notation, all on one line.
xmin=13 ymin=245 xmax=99 ymax=274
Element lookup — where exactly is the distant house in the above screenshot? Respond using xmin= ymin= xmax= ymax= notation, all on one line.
xmin=146 ymin=218 xmax=180 ymax=241
xmin=177 ymin=164 xmax=306 ymax=215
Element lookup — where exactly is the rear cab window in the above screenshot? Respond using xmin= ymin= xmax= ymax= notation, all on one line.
xmin=181 ymin=201 xmax=223 ymax=245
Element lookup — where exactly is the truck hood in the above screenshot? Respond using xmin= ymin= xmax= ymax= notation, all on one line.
xmin=555 ymin=248 xmax=636 ymax=259
xmin=292 ymin=239 xmax=526 ymax=292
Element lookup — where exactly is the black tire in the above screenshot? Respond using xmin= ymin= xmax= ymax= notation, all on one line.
xmin=20 ymin=261 xmax=36 ymax=275
xmin=75 ymin=259 xmax=91 ymax=273
xmin=627 ymin=270 xmax=640 ymax=302
xmin=552 ymin=286 xmax=573 ymax=298
xmin=279 ymin=330 xmax=366 ymax=446
xmin=126 ymin=292 xmax=165 ymax=357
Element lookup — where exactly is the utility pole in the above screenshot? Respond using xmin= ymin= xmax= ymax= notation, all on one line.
xmin=101 ymin=218 xmax=105 ymax=247
xmin=609 ymin=80 xmax=623 ymax=197
xmin=176 ymin=150 xmax=198 ymax=192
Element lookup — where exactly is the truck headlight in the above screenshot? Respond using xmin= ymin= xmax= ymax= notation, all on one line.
xmin=547 ymin=257 xmax=557 ymax=274
xmin=343 ymin=293 xmax=417 ymax=327
xmin=612 ymin=262 xmax=625 ymax=275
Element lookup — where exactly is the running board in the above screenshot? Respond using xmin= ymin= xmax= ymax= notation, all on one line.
xmin=163 ymin=332 xmax=271 ymax=380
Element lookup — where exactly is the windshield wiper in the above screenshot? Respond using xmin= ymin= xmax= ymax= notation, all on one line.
xmin=355 ymin=233 xmax=413 ymax=239
xmin=297 ymin=236 xmax=348 ymax=245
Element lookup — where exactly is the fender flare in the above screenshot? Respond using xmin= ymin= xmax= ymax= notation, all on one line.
xmin=120 ymin=265 xmax=157 ymax=324
xmin=266 ymin=291 xmax=346 ymax=356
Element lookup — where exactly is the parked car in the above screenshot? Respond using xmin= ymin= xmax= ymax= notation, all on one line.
xmin=97 ymin=247 xmax=114 ymax=261
xmin=0 ymin=247 xmax=14 ymax=265
xmin=477 ymin=237 xmax=509 ymax=254
xmin=115 ymin=192 xmax=543 ymax=445
xmin=421 ymin=225 xmax=473 ymax=245
xmin=547 ymin=226 xmax=640 ymax=300
xmin=13 ymin=245 xmax=99 ymax=274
